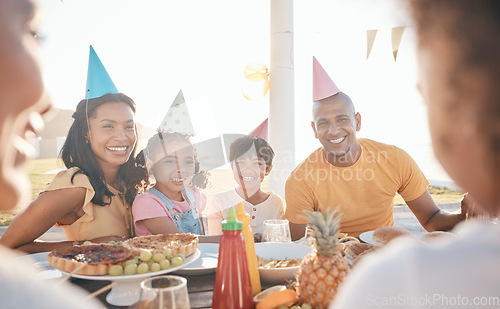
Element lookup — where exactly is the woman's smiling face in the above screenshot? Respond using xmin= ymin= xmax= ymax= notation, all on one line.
xmin=87 ymin=102 xmax=137 ymax=171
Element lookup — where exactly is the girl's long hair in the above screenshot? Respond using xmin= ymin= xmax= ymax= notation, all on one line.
xmin=60 ymin=93 xmax=148 ymax=206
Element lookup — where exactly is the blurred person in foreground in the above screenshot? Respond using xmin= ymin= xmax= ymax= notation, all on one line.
xmin=331 ymin=1 xmax=500 ymax=308
xmin=0 ymin=0 xmax=101 ymax=307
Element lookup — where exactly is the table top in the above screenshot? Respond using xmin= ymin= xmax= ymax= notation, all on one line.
xmin=73 ymin=272 xmax=277 ymax=308
xmin=72 ymin=273 xmax=217 ymax=309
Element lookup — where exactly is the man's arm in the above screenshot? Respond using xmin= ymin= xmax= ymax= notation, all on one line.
xmin=406 ymin=190 xmax=465 ymax=232
xmin=289 ymin=222 xmax=307 ymax=241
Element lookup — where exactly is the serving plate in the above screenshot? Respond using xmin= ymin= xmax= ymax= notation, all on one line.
xmin=67 ymin=249 xmax=200 ymax=306
xmin=359 ymin=230 xmax=426 ymax=244
xmin=20 ymin=249 xmax=200 ymax=306
xmin=174 ymin=243 xmax=218 ymax=276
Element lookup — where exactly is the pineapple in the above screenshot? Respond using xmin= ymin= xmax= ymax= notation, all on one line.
xmin=296 ymin=209 xmax=350 ymax=309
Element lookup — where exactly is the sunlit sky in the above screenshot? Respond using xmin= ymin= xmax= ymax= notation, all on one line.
xmin=38 ymin=0 xmax=454 ymax=186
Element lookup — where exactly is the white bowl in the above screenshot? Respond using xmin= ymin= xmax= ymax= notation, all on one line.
xmin=254 ymin=242 xmax=312 ymax=284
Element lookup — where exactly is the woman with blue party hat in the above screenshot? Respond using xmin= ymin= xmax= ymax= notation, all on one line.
xmin=1 ymin=46 xmax=148 ymax=253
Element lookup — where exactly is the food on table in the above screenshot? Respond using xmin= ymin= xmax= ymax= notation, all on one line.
xmin=255 ymin=286 xmax=297 ymax=309
xmin=108 ymin=248 xmax=188 ymax=276
xmin=351 ymin=247 xmax=379 ymax=268
xmin=296 ymin=210 xmax=350 ymax=308
xmin=343 ymin=242 xmax=376 ymax=266
xmin=253 ymin=285 xmax=287 ymax=303
xmin=47 ymin=243 xmax=133 ymax=276
xmin=372 ymin=226 xmax=415 ymax=247
xmin=336 ymin=235 xmax=360 ymax=255
xmin=421 ymin=231 xmax=455 ymax=243
xmin=48 ymin=236 xmax=193 ymax=276
xmin=257 ymin=256 xmax=302 ymax=268
xmin=124 ymin=233 xmax=198 ymax=257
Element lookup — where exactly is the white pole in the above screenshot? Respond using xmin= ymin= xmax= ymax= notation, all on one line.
xmin=269 ymin=0 xmax=295 ymax=198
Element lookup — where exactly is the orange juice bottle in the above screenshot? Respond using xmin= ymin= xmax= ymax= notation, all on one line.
xmin=236 ymin=202 xmax=261 ymax=296
xmin=212 ymin=206 xmax=253 ymax=309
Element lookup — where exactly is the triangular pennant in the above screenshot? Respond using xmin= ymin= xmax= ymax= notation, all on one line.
xmin=391 ymin=26 xmax=406 ymax=61
xmin=366 ymin=30 xmax=378 ymax=60
xmin=85 ymin=45 xmax=118 ymax=99
xmin=313 ymin=56 xmax=340 ymax=101
xmin=157 ymin=90 xmax=195 ymax=136
xmin=249 ymin=118 xmax=268 ymax=141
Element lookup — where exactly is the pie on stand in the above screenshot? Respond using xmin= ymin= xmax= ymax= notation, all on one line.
xmin=65 ymin=249 xmax=201 ymax=307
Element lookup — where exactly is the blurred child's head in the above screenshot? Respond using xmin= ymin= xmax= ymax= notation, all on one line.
xmin=144 ymin=132 xmax=209 ymax=190
xmin=229 ymin=136 xmax=275 ymax=190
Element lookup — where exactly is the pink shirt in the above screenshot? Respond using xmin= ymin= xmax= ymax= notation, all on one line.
xmin=132 ymin=187 xmax=207 ymax=236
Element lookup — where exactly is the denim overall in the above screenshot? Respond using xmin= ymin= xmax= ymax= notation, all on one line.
xmin=148 ymin=187 xmax=203 ymax=235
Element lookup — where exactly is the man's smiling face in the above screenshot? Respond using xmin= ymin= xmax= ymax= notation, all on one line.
xmin=311 ymin=93 xmax=361 ymax=163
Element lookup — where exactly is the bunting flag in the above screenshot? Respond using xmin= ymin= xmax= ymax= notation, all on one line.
xmin=366 ymin=30 xmax=378 ymax=60
xmin=391 ymin=26 xmax=406 ymax=61
xmin=249 ymin=118 xmax=268 ymax=141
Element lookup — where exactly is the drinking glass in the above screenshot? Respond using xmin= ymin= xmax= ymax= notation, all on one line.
xmin=262 ymin=219 xmax=292 ymax=243
xmin=136 ymin=275 xmax=190 ymax=309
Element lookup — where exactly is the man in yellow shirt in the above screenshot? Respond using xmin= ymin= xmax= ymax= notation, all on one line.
xmin=285 ymin=57 xmax=469 ymax=240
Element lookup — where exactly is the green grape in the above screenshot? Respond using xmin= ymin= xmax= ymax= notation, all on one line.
xmin=124 ymin=259 xmax=137 ymax=267
xmin=152 ymin=253 xmax=166 ymax=263
xmin=171 ymin=256 xmax=183 ymax=267
xmin=162 ymin=248 xmax=172 ymax=259
xmin=124 ymin=263 xmax=137 ymax=275
xmin=137 ymin=263 xmax=149 ymax=274
xmin=150 ymin=263 xmax=161 ymax=272
xmin=108 ymin=265 xmax=123 ymax=276
xmin=139 ymin=250 xmax=152 ymax=262
xmin=173 ymin=254 xmax=185 ymax=263
xmin=301 ymin=304 xmax=312 ymax=309
xmin=160 ymin=259 xmax=170 ymax=270
xmin=147 ymin=260 xmax=155 ymax=267
xmin=82 ymin=241 xmax=92 ymax=245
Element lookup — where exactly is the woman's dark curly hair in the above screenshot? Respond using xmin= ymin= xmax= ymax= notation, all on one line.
xmin=60 ymin=93 xmax=149 ymax=206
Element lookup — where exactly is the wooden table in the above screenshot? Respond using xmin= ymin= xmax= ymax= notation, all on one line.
xmin=73 ymin=273 xmax=275 ymax=308
xmin=72 ymin=273 xmax=216 ymax=309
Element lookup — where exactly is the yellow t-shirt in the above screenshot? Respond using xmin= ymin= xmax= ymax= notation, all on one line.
xmin=285 ymin=139 xmax=429 ymax=237
xmin=46 ymin=167 xmax=134 ymax=241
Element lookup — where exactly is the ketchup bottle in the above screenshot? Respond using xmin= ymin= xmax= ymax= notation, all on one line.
xmin=212 ymin=206 xmax=253 ymax=309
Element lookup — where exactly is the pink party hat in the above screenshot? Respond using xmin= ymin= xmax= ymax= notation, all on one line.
xmin=249 ymin=118 xmax=268 ymax=141
xmin=313 ymin=56 xmax=339 ymax=101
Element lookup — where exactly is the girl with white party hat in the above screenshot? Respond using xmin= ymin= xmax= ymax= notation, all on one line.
xmin=132 ymin=90 xmax=209 ymax=236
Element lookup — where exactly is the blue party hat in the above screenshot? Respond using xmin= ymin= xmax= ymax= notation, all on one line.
xmin=85 ymin=45 xmax=118 ymax=99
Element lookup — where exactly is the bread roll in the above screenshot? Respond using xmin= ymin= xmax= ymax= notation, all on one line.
xmin=344 ymin=243 xmax=374 ymax=265
xmin=421 ymin=231 xmax=455 ymax=243
xmin=372 ymin=226 xmax=415 ymax=247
